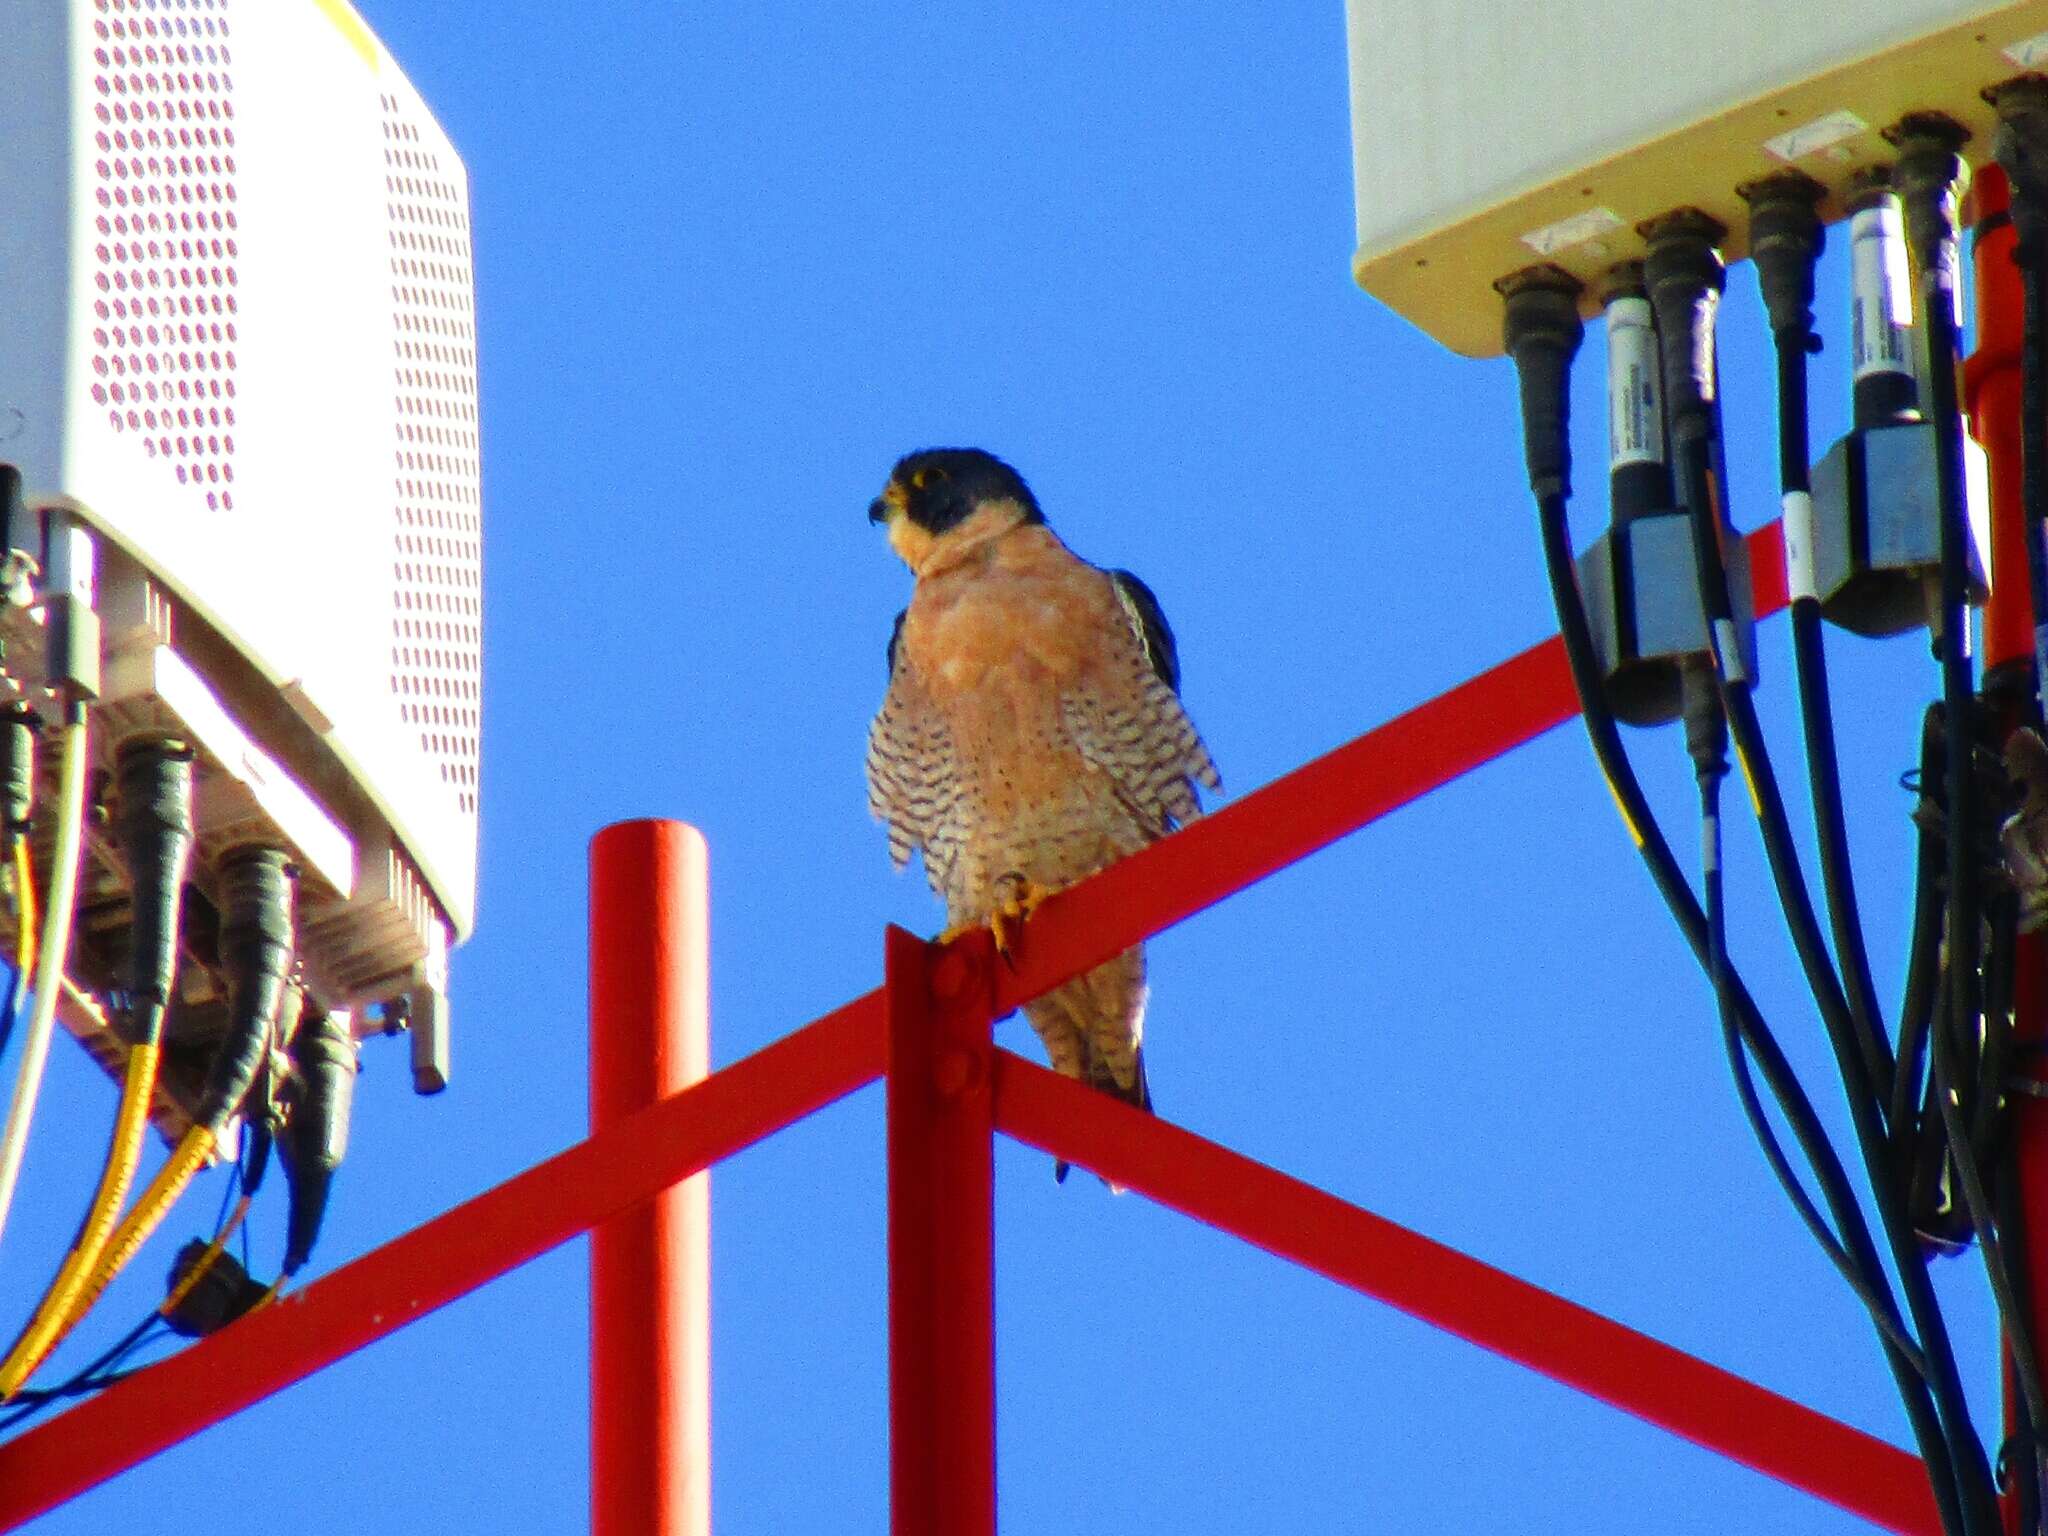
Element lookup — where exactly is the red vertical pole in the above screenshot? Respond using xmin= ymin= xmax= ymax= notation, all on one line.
xmin=590 ymin=820 xmax=712 ymax=1536
xmin=1967 ymin=165 xmax=2048 ymax=1536
xmin=886 ymin=926 xmax=996 ymax=1536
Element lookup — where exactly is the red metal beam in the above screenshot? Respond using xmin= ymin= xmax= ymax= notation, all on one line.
xmin=0 ymin=994 xmax=884 ymax=1532
xmin=991 ymin=1047 xmax=1940 ymax=1535
xmin=590 ymin=821 xmax=712 ymax=1536
xmin=988 ymin=522 xmax=1791 ymax=1021
xmin=886 ymin=926 xmax=997 ymax=1536
xmin=1967 ymin=164 xmax=2048 ymax=1536
xmin=1967 ymin=164 xmax=2032 ymax=679
xmin=0 ymin=513 xmax=1802 ymax=1524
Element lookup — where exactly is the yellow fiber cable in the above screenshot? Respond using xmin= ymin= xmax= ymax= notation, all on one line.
xmin=0 ymin=1122 xmax=217 ymax=1401
xmin=0 ymin=716 xmax=93 ymax=1254
xmin=40 ymin=1124 xmax=217 ymax=1355
xmin=0 ymin=1041 xmax=163 ymax=1395
xmin=10 ymin=834 xmax=34 ymax=988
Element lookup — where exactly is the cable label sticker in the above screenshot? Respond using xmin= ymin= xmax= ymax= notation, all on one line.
xmin=1605 ymin=296 xmax=1664 ymax=469
xmin=1849 ymin=203 xmax=1912 ymax=383
xmin=1518 ymin=206 xmax=1624 ymax=258
xmin=1763 ymin=109 xmax=1866 ymax=164
xmin=1713 ymin=618 xmax=1748 ymax=687
xmin=1783 ymin=490 xmax=1817 ymax=603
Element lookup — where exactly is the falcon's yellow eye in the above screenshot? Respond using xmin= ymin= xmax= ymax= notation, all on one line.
xmin=910 ymin=466 xmax=948 ymax=492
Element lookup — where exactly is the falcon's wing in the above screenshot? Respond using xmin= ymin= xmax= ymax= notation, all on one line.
xmin=885 ymin=609 xmax=906 ymax=676
xmin=867 ymin=615 xmax=966 ymax=891
xmin=1109 ymin=569 xmax=1180 ymax=692
xmin=1063 ymin=570 xmax=1221 ymax=839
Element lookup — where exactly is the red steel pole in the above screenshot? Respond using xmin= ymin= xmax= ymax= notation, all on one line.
xmin=886 ymin=925 xmax=996 ymax=1536
xmin=590 ymin=820 xmax=711 ymax=1536
xmin=1967 ymin=164 xmax=2048 ymax=1536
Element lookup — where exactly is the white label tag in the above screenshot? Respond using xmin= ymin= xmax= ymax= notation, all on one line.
xmin=1849 ymin=204 xmax=1912 ymax=383
xmin=1783 ymin=490 xmax=1817 ymax=603
xmin=1605 ymin=296 xmax=1663 ymax=469
xmin=1763 ymin=110 xmax=1866 ymax=164
xmin=1519 ymin=207 xmax=1624 ymax=257
xmin=2006 ymin=29 xmax=2048 ymax=68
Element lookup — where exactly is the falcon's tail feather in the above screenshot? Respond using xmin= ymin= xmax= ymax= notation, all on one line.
xmin=1053 ymin=1047 xmax=1153 ymax=1187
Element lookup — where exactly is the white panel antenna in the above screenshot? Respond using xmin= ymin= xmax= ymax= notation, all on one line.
xmin=1346 ymin=0 xmax=2048 ymax=354
xmin=0 ymin=0 xmax=481 ymax=1121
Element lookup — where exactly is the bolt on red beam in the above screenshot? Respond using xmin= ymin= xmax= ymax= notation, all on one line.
xmin=886 ymin=925 xmax=997 ymax=1536
xmin=987 ymin=522 xmax=1790 ymax=1024
xmin=0 ymin=994 xmax=884 ymax=1532
xmin=991 ymin=1048 xmax=1939 ymax=1536
xmin=591 ymin=820 xmax=711 ymax=1536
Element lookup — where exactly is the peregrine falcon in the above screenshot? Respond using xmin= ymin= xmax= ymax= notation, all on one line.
xmin=865 ymin=448 xmax=1219 ymax=1176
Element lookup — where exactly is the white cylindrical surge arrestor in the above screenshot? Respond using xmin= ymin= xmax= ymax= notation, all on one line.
xmin=1846 ymin=184 xmax=1918 ymax=424
xmin=1605 ymin=289 xmax=1669 ymax=519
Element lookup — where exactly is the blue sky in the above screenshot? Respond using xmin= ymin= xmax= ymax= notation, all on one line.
xmin=1 ymin=2 xmax=2010 ymax=1531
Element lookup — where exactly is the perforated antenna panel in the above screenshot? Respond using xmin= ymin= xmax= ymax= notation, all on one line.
xmin=88 ymin=0 xmax=243 ymax=508
xmin=382 ymin=91 xmax=482 ymax=825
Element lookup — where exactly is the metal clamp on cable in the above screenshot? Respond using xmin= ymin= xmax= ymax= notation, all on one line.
xmin=1806 ymin=168 xmax=1989 ymax=635
xmin=1576 ymin=265 xmax=1717 ymax=725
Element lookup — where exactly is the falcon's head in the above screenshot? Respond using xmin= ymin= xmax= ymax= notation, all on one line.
xmin=869 ymin=448 xmax=1044 ymax=570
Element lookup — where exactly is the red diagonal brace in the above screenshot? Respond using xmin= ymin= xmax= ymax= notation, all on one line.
xmin=887 ymin=926 xmax=997 ymax=1536
xmin=991 ymin=1047 xmax=1937 ymax=1535
xmin=0 ymin=996 xmax=885 ymax=1532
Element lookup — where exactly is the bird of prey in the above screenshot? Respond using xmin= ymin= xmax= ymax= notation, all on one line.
xmin=865 ymin=447 xmax=1219 ymax=1176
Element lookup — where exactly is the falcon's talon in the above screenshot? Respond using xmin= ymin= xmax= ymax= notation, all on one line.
xmin=989 ymin=874 xmax=1051 ymax=967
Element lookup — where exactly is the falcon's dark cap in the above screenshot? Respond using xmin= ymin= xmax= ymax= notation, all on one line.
xmin=869 ymin=447 xmax=1045 ymax=534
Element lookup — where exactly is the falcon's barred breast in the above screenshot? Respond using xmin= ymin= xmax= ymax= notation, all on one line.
xmin=865 ymin=448 xmax=1218 ymax=1150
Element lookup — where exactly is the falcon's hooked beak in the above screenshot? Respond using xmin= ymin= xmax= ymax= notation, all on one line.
xmin=868 ymin=480 xmax=907 ymax=525
xmin=870 ymin=477 xmax=938 ymax=573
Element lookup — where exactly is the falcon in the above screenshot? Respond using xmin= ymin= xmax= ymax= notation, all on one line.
xmin=866 ymin=448 xmax=1219 ymax=1177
